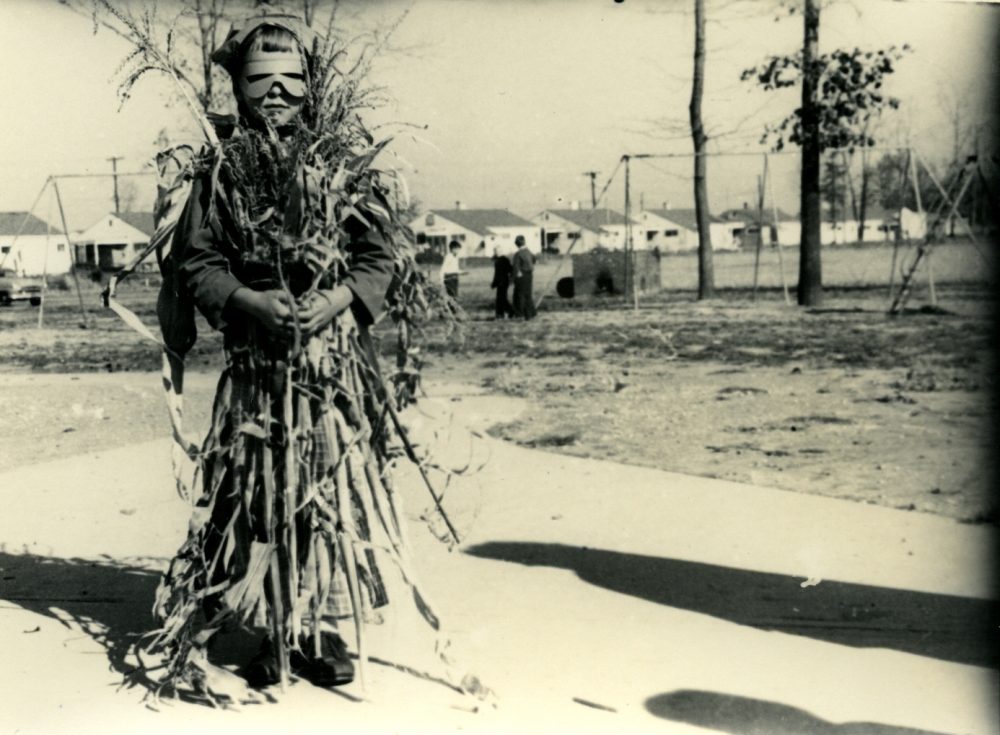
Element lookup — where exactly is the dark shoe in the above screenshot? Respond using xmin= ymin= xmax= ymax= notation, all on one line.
xmin=292 ymin=632 xmax=355 ymax=687
xmin=242 ymin=636 xmax=280 ymax=689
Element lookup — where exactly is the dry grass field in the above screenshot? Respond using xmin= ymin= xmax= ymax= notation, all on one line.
xmin=1 ymin=239 xmax=995 ymax=524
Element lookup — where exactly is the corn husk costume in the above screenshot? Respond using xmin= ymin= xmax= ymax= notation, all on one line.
xmin=104 ymin=14 xmax=479 ymax=706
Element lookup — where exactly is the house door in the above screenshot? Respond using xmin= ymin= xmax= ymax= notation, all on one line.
xmin=545 ymin=230 xmax=560 ymax=252
xmin=98 ymin=243 xmax=126 ymax=271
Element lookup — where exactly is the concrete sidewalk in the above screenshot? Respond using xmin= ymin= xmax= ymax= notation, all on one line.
xmin=0 ymin=385 xmax=995 ymax=735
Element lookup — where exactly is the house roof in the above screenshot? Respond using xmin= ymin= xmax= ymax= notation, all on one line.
xmin=116 ymin=211 xmax=156 ymax=236
xmin=0 ymin=211 xmax=63 ymax=236
xmin=718 ymin=207 xmax=797 ymax=224
xmin=819 ymin=202 xmax=896 ymax=221
xmin=542 ymin=208 xmax=627 ymax=232
xmin=428 ymin=208 xmax=535 ymax=236
xmin=645 ymin=208 xmax=720 ymax=230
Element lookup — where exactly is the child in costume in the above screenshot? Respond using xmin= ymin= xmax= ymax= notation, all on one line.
xmin=140 ymin=15 xmax=431 ymax=697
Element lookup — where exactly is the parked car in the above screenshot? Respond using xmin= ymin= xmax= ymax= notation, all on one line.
xmin=0 ymin=269 xmax=43 ymax=306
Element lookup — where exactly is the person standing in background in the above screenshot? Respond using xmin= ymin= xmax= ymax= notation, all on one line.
xmin=511 ymin=235 xmax=536 ymax=320
xmin=490 ymin=240 xmax=515 ymax=319
xmin=440 ymin=240 xmax=466 ymax=300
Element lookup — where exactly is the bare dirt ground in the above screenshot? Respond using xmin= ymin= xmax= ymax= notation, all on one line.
xmin=431 ymin=287 xmax=997 ymax=524
xmin=0 ymin=244 xmax=995 ymax=524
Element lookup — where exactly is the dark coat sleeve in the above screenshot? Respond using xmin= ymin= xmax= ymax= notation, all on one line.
xmin=340 ymin=215 xmax=394 ymax=327
xmin=176 ymin=175 xmax=394 ymax=332
xmin=174 ymin=177 xmax=245 ymax=332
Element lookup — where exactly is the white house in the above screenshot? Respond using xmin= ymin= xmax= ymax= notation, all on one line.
xmin=717 ymin=206 xmax=801 ymax=248
xmin=532 ymin=208 xmax=628 ymax=253
xmin=818 ymin=202 xmax=900 ymax=245
xmin=0 ymin=211 xmax=72 ymax=276
xmin=74 ymin=211 xmax=156 ymax=271
xmin=410 ymin=208 xmax=541 ymax=255
xmin=639 ymin=208 xmax=739 ymax=252
xmin=857 ymin=204 xmax=895 ymax=242
xmin=898 ymin=207 xmax=926 ymax=240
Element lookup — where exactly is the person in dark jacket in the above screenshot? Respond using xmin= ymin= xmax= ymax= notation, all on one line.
xmin=489 ymin=241 xmax=515 ymax=319
xmin=511 ymin=235 xmax=537 ymax=320
xmin=153 ymin=16 xmax=398 ymax=695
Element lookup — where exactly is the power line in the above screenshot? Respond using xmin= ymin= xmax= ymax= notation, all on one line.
xmin=49 ymin=171 xmax=156 ymax=179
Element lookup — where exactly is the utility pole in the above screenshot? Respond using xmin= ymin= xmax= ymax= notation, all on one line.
xmin=624 ymin=155 xmax=637 ymax=310
xmin=583 ymin=171 xmax=599 ymax=209
xmin=108 ymin=156 xmax=123 ymax=214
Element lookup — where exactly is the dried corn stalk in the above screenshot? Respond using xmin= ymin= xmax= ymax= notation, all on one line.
xmin=101 ymin=8 xmax=483 ymax=707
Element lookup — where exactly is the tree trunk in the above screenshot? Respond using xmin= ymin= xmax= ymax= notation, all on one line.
xmin=843 ymin=151 xmax=858 ymax=220
xmin=195 ymin=0 xmax=214 ymax=111
xmin=690 ymin=0 xmax=715 ymax=299
xmin=797 ymin=0 xmax=823 ymax=306
xmin=858 ymin=149 xmax=869 ymax=243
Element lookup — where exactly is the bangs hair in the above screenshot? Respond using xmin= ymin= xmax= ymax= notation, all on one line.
xmin=244 ymin=25 xmax=301 ymax=55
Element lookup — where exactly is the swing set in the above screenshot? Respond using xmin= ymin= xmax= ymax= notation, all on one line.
xmin=538 ymin=145 xmax=992 ymax=313
xmin=0 ymin=170 xmax=155 ymax=328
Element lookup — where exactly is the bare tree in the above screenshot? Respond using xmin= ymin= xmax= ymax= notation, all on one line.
xmin=821 ymin=154 xmax=848 ymax=229
xmin=189 ymin=0 xmax=232 ymax=111
xmin=57 ymin=0 xmax=244 ymax=112
xmin=690 ymin=0 xmax=715 ymax=299
xmin=742 ymin=1 xmax=909 ymax=306
xmin=857 ymin=148 xmax=874 ymax=242
xmin=118 ymin=178 xmax=140 ymax=212
xmin=59 ymin=0 xmax=352 ymax=114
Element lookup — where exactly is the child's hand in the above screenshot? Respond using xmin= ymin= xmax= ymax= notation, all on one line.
xmin=230 ymin=288 xmax=294 ymax=332
xmin=297 ymin=286 xmax=352 ymax=335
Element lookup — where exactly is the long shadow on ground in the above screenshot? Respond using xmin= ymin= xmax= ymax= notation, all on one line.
xmin=464 ymin=542 xmax=998 ymax=668
xmin=0 ymin=551 xmax=161 ymax=684
xmin=0 ymin=552 xmax=450 ymax=708
xmin=0 ymin=551 xmax=265 ymax=681
xmin=645 ymin=689 xmax=952 ymax=734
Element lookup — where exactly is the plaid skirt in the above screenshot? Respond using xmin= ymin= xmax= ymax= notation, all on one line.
xmin=310 ymin=408 xmax=388 ymax=615
xmin=189 ymin=340 xmax=390 ymax=635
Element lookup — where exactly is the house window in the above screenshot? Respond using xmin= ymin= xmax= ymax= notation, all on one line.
xmin=451 ymin=234 xmax=465 ymax=242
xmin=646 ymin=231 xmax=657 ymax=241
xmin=425 ymin=214 xmax=435 ymax=226
xmin=1 ymin=246 xmax=9 ymax=254
xmin=415 ymin=232 xmax=427 ymax=244
xmin=57 ymin=243 xmax=66 ymax=252
xmin=664 ymin=229 xmax=679 ymax=237
xmin=567 ymin=232 xmax=580 ymax=240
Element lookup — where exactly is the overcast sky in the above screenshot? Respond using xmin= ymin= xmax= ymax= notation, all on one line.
xmin=1 ymin=0 xmax=996 ymax=229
